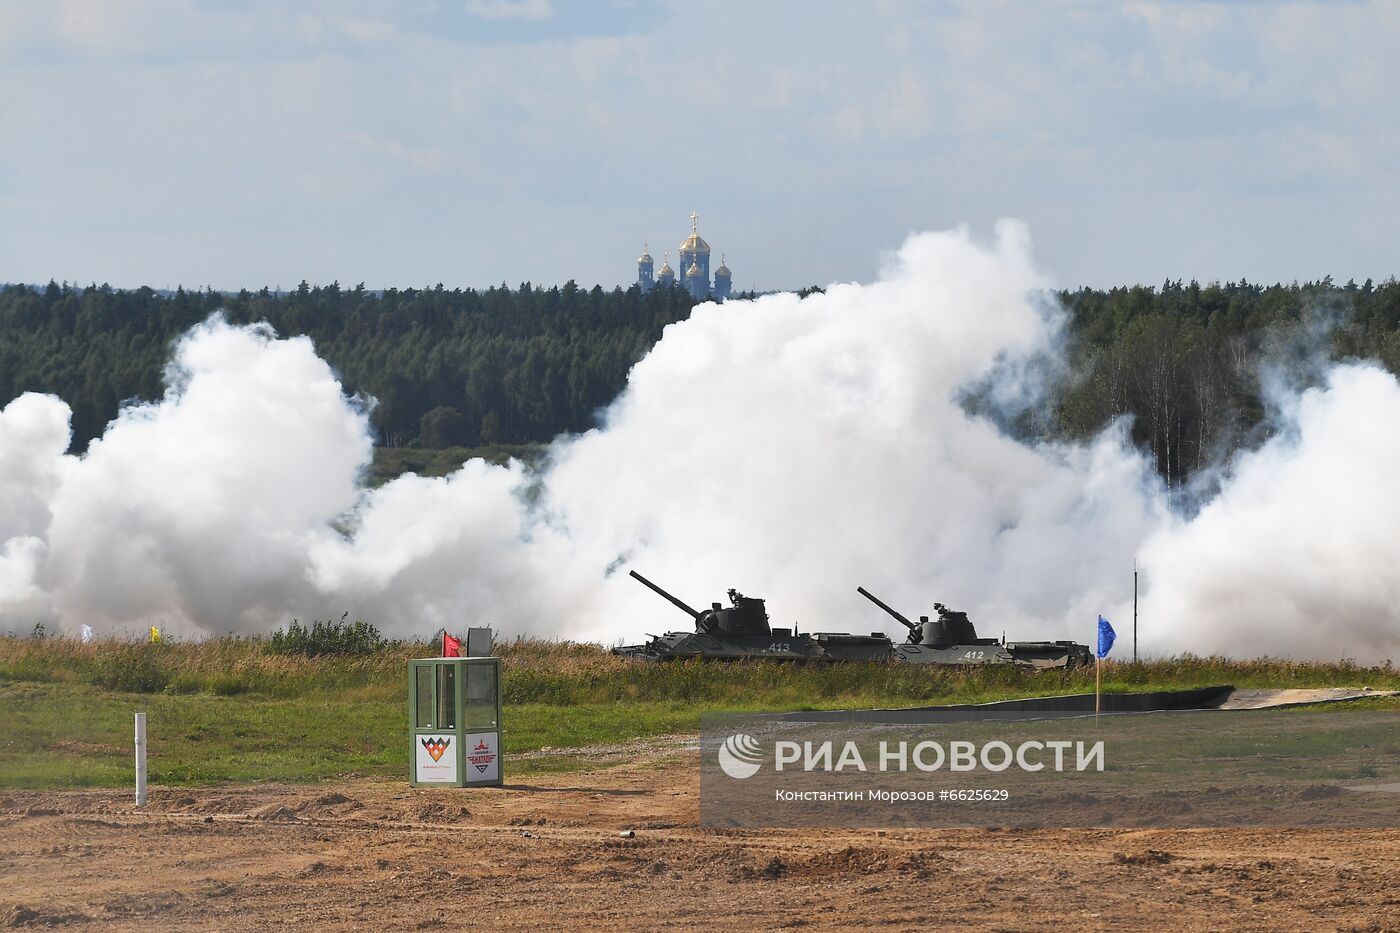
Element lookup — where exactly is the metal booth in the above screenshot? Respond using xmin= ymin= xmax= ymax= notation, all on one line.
xmin=408 ymin=656 xmax=503 ymax=787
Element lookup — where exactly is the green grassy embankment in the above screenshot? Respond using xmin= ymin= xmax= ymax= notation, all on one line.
xmin=1 ymin=636 xmax=1396 ymax=788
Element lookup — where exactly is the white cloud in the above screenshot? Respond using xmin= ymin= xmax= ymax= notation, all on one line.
xmin=464 ymin=0 xmax=553 ymax=22
xmin=351 ymin=134 xmax=480 ymax=178
xmin=1122 ymin=1 xmax=1227 ymax=36
xmin=1 ymin=0 xmax=1399 ymax=289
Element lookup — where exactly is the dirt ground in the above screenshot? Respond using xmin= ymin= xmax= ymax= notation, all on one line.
xmin=2 ymin=743 xmax=1398 ymax=932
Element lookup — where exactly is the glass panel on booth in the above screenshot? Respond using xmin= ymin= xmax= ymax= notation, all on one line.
xmin=466 ymin=664 xmax=497 ymax=729
xmin=415 ymin=666 xmax=433 ymax=727
xmin=436 ymin=664 xmax=456 ymax=728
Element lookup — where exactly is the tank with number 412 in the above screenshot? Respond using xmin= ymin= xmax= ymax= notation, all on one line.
xmin=612 ymin=571 xmax=893 ymax=662
xmin=856 ymin=586 xmax=1093 ymax=668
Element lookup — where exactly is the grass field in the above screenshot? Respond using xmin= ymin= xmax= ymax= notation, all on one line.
xmin=1 ymin=636 xmax=1396 ymax=789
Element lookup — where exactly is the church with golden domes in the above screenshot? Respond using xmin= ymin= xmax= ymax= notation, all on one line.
xmin=636 ymin=212 xmax=732 ymax=300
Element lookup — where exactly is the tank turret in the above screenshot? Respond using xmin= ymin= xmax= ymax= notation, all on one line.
xmin=925 ymin=602 xmax=980 ymax=648
xmin=628 ymin=570 xmax=770 ymax=636
xmin=613 ymin=572 xmax=892 ymax=662
xmin=856 ymin=585 xmax=1092 ymax=668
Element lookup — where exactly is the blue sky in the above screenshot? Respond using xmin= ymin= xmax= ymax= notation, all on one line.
xmin=1 ymin=0 xmax=1396 ymax=291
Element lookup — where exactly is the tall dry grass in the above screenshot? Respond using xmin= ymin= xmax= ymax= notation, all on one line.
xmin=0 ymin=636 xmax=423 ymax=698
xmin=2 ymin=635 xmax=1396 ymax=707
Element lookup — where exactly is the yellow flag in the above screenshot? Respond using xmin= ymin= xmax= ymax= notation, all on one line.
xmin=149 ymin=626 xmax=162 ymax=644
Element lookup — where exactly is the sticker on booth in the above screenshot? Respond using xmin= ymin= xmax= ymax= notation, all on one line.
xmin=416 ymin=735 xmax=457 ymax=783
xmin=465 ymin=732 xmax=499 ymax=782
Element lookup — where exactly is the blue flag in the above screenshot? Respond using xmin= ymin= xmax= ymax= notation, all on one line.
xmin=1097 ymin=616 xmax=1116 ymax=659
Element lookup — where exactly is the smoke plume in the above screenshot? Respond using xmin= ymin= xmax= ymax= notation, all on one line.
xmin=1137 ymin=363 xmax=1400 ymax=660
xmin=1 ymin=223 xmax=1397 ymax=661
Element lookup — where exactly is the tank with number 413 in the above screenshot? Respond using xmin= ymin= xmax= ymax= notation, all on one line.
xmin=612 ymin=571 xmax=893 ymax=662
xmin=856 ymin=586 xmax=1093 ymax=669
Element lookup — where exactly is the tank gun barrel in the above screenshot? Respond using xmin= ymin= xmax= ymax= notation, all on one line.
xmin=629 ymin=570 xmax=703 ymax=620
xmin=856 ymin=586 xmax=918 ymax=633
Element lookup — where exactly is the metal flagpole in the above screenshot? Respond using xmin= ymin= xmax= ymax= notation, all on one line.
xmin=1095 ymin=656 xmax=1100 ymax=718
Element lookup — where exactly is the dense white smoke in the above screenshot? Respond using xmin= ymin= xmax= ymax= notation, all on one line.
xmin=2 ymin=321 xmax=372 ymax=634
xmin=1 ymin=224 xmax=1397 ymax=661
xmin=1137 ymin=363 xmax=1400 ymax=660
xmin=539 ymin=224 xmax=1161 ymax=642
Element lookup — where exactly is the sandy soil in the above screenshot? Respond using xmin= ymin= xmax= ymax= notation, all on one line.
xmin=1218 ymin=687 xmax=1397 ymax=710
xmin=2 ymin=745 xmax=1398 ymax=932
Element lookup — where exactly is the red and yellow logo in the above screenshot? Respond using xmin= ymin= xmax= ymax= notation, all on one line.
xmin=420 ymin=737 xmax=450 ymax=762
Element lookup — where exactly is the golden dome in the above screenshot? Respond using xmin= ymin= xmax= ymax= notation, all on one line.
xmin=658 ymin=251 xmax=674 ymax=275
xmin=716 ymin=253 xmax=731 ymax=277
xmin=638 ymin=242 xmax=653 ymax=264
xmin=679 ymin=232 xmax=711 ymax=255
xmin=685 ymin=260 xmax=703 ymax=277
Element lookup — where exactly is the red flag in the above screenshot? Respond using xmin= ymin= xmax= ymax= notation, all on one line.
xmin=442 ymin=632 xmax=461 ymax=657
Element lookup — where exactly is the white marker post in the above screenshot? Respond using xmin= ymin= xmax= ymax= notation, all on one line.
xmin=134 ymin=712 xmax=147 ymax=808
xmin=1094 ymin=615 xmax=1103 ymax=719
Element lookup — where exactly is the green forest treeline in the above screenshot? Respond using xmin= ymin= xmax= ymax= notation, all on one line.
xmin=0 ymin=279 xmax=695 ymax=451
xmin=3 ymin=277 xmax=1399 ymax=485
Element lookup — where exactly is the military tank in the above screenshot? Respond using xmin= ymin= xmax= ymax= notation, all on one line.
xmin=856 ymin=586 xmax=1092 ymax=669
xmin=612 ymin=571 xmax=893 ymax=662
